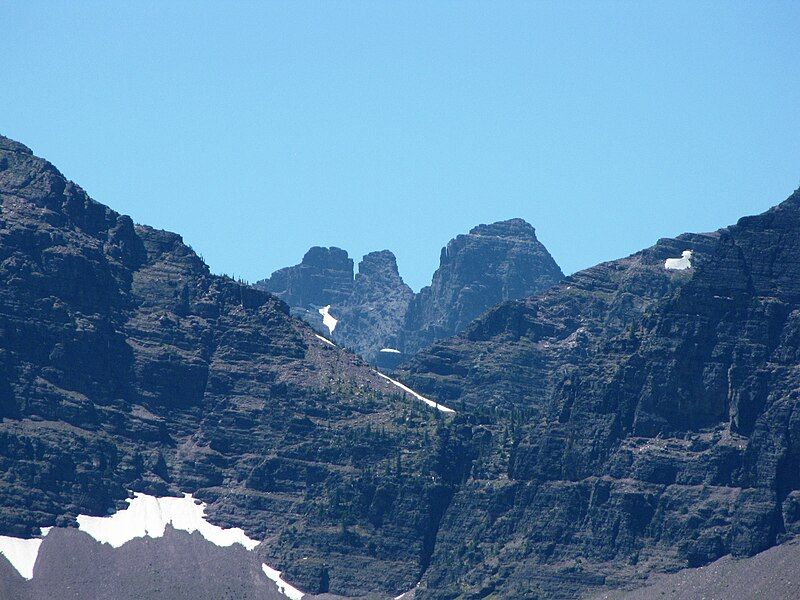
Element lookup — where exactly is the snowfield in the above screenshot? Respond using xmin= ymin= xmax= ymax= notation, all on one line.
xmin=315 ymin=333 xmax=336 ymax=346
xmin=664 ymin=250 xmax=693 ymax=270
xmin=0 ymin=535 xmax=43 ymax=580
xmin=76 ymin=492 xmax=258 ymax=550
xmin=262 ymin=563 xmax=305 ymax=600
xmin=0 ymin=492 xmax=305 ymax=599
xmin=318 ymin=305 xmax=338 ymax=333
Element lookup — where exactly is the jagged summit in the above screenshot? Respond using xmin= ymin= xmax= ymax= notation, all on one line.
xmin=334 ymin=250 xmax=414 ymax=364
xmin=254 ymin=246 xmax=354 ymax=308
xmin=468 ymin=217 xmax=539 ymax=240
xmin=356 ymin=249 xmax=402 ymax=278
xmin=253 ymin=217 xmax=565 ymax=365
xmin=400 ymin=216 xmax=564 ymax=355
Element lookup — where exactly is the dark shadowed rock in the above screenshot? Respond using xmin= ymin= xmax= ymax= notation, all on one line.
xmin=254 ymin=246 xmax=354 ymax=307
xmin=400 ymin=191 xmax=800 ymax=599
xmin=0 ymin=134 xmax=465 ymax=598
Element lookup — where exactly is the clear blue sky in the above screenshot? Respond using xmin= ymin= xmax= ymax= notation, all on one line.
xmin=2 ymin=2 xmax=799 ymax=291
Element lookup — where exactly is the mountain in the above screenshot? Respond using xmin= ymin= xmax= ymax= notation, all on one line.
xmin=253 ymin=246 xmax=356 ymax=332
xmin=399 ymin=218 xmax=564 ymax=356
xmin=400 ymin=191 xmax=800 ymax=598
xmin=0 ymin=135 xmax=467 ymax=598
xmin=333 ymin=250 xmax=415 ymax=363
xmin=255 ymin=218 xmax=564 ymax=366
xmin=4 ymin=132 xmax=800 ymax=600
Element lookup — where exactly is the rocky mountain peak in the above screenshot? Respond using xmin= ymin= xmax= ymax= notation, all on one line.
xmin=333 ymin=250 xmax=414 ymax=363
xmin=254 ymin=245 xmax=354 ymax=307
xmin=356 ymin=249 xmax=402 ymax=279
xmin=302 ymin=245 xmax=352 ymax=270
xmin=468 ymin=217 xmax=539 ymax=240
xmin=400 ymin=217 xmax=564 ymax=355
xmin=252 ymin=218 xmax=565 ymax=366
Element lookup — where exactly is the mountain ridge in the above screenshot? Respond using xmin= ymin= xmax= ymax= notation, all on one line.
xmin=3 ymin=132 xmax=800 ymax=599
xmin=255 ymin=217 xmax=564 ymax=365
xmin=0 ymin=133 xmax=466 ymax=597
xmin=400 ymin=188 xmax=800 ymax=598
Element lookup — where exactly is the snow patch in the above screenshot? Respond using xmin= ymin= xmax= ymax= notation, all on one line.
xmin=380 ymin=348 xmax=401 ymax=354
xmin=377 ymin=372 xmax=455 ymax=413
xmin=76 ymin=493 xmax=258 ymax=550
xmin=318 ymin=305 xmax=338 ymax=333
xmin=664 ymin=250 xmax=692 ymax=270
xmin=314 ymin=333 xmax=335 ymax=346
xmin=0 ymin=535 xmax=43 ymax=579
xmin=262 ymin=563 xmax=305 ymax=600
xmin=0 ymin=493 xmax=305 ymax=598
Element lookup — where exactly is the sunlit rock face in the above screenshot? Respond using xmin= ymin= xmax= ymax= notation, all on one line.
xmin=333 ymin=250 xmax=414 ymax=362
xmin=256 ymin=248 xmax=415 ymax=363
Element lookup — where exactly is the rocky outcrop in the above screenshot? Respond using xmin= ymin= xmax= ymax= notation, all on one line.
xmin=400 ymin=218 xmax=564 ymax=355
xmin=0 ymin=135 xmax=465 ymax=598
xmin=400 ymin=191 xmax=800 ymax=598
xmin=254 ymin=246 xmax=354 ymax=307
xmin=253 ymin=246 xmax=355 ymax=333
xmin=256 ymin=218 xmax=564 ymax=366
xmin=333 ymin=250 xmax=414 ymax=364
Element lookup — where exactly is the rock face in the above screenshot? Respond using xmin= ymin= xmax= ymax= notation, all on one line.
xmin=254 ymin=247 xmax=415 ymax=363
xmin=401 ymin=191 xmax=800 ymax=598
xmin=400 ymin=218 xmax=564 ymax=356
xmin=334 ymin=250 xmax=414 ymax=363
xmin=255 ymin=246 xmax=354 ymax=308
xmin=256 ymin=218 xmax=564 ymax=365
xmin=253 ymin=246 xmax=355 ymax=332
xmin=0 ymin=135 xmax=468 ymax=598
xmin=6 ymin=132 xmax=800 ymax=600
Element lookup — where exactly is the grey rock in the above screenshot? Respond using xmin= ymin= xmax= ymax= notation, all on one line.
xmin=402 ymin=192 xmax=800 ymax=599
xmin=0 ymin=134 xmax=463 ymax=598
xmin=400 ymin=218 xmax=564 ymax=355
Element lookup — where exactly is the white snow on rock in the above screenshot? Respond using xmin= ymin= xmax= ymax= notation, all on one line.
xmin=314 ymin=333 xmax=335 ymax=346
xmin=318 ymin=305 xmax=338 ymax=333
xmin=664 ymin=250 xmax=693 ymax=270
xmin=76 ymin=492 xmax=259 ymax=550
xmin=377 ymin=372 xmax=455 ymax=413
xmin=0 ymin=535 xmax=43 ymax=579
xmin=380 ymin=348 xmax=401 ymax=354
xmin=262 ymin=563 xmax=305 ymax=600
xmin=0 ymin=492 xmax=305 ymax=598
